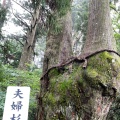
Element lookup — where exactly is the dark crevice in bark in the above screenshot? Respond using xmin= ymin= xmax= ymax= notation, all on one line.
xmin=36 ymin=96 xmax=45 ymax=120
xmin=98 ymin=82 xmax=117 ymax=98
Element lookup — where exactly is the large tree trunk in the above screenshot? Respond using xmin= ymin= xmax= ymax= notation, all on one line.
xmin=37 ymin=0 xmax=120 ymax=120
xmin=75 ymin=0 xmax=120 ymax=119
xmin=37 ymin=2 xmax=73 ymax=120
xmin=42 ymin=11 xmax=73 ymax=74
xmin=82 ymin=0 xmax=116 ymax=55
xmin=18 ymin=5 xmax=40 ymax=70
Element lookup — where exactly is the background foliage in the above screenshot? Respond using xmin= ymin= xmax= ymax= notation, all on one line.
xmin=0 ymin=64 xmax=41 ymax=120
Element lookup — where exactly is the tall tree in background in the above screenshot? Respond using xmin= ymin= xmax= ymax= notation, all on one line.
xmin=18 ymin=1 xmax=41 ymax=70
xmin=110 ymin=1 xmax=120 ymax=53
xmin=37 ymin=0 xmax=120 ymax=120
xmin=72 ymin=0 xmax=88 ymax=55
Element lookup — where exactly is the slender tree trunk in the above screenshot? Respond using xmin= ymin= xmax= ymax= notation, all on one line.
xmin=18 ymin=6 xmax=40 ymax=70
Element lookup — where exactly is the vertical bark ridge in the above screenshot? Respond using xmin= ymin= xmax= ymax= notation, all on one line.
xmin=82 ymin=0 xmax=116 ymax=55
xmin=42 ymin=10 xmax=73 ymax=74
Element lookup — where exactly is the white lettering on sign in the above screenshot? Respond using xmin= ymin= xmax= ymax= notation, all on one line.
xmin=2 ymin=86 xmax=30 ymax=120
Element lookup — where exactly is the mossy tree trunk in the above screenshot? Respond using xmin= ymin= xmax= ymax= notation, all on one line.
xmin=76 ymin=0 xmax=120 ymax=119
xmin=37 ymin=0 xmax=73 ymax=120
xmin=18 ymin=5 xmax=41 ymax=70
xmin=37 ymin=0 xmax=120 ymax=120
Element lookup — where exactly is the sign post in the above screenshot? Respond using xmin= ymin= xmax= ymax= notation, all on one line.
xmin=2 ymin=86 xmax=30 ymax=120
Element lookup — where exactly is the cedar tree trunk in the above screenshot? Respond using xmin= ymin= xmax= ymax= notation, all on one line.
xmin=18 ymin=5 xmax=40 ymax=70
xmin=37 ymin=2 xmax=73 ymax=120
xmin=42 ymin=10 xmax=73 ymax=74
xmin=82 ymin=0 xmax=116 ymax=55
xmin=76 ymin=0 xmax=120 ymax=119
xmin=37 ymin=0 xmax=120 ymax=120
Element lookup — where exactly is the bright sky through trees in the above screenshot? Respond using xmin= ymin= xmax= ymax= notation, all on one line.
xmin=1 ymin=0 xmax=28 ymax=35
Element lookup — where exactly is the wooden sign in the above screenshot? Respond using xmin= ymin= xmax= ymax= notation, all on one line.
xmin=2 ymin=86 xmax=30 ymax=120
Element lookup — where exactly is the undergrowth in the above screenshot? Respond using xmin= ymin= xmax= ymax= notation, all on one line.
xmin=0 ymin=64 xmax=41 ymax=120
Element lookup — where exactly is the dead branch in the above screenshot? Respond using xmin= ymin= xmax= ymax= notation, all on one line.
xmin=12 ymin=0 xmax=34 ymax=20
xmin=12 ymin=10 xmax=31 ymax=31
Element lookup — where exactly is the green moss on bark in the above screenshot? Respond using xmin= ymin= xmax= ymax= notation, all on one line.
xmin=82 ymin=52 xmax=120 ymax=88
xmin=42 ymin=52 xmax=120 ymax=119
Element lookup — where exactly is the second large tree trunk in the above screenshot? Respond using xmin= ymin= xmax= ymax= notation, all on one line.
xmin=82 ymin=0 xmax=116 ymax=55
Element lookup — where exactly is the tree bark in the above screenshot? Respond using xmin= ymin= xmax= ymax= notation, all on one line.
xmin=37 ymin=0 xmax=120 ymax=120
xmin=82 ymin=0 xmax=116 ymax=55
xmin=18 ymin=5 xmax=40 ymax=70
xmin=37 ymin=3 xmax=73 ymax=120
xmin=2 ymin=0 xmax=6 ymax=8
xmin=77 ymin=0 xmax=120 ymax=119
xmin=42 ymin=10 xmax=73 ymax=74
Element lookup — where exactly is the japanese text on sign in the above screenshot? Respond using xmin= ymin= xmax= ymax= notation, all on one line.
xmin=2 ymin=86 xmax=30 ymax=120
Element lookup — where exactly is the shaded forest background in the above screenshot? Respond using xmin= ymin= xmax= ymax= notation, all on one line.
xmin=0 ymin=0 xmax=120 ymax=119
